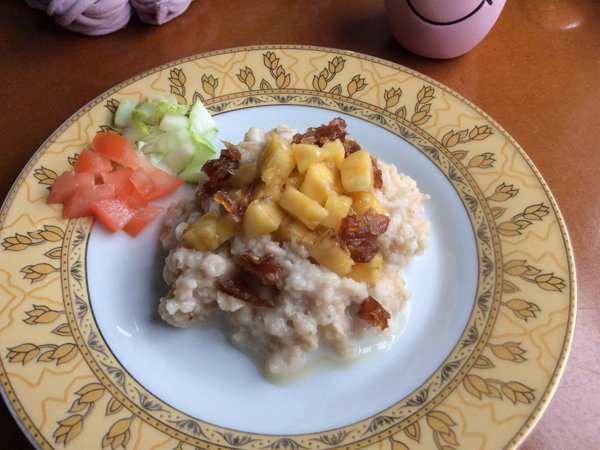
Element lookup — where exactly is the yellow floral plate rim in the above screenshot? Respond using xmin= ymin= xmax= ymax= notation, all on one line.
xmin=0 ymin=45 xmax=576 ymax=450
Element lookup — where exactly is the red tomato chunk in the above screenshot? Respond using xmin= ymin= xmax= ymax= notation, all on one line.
xmin=102 ymin=168 xmax=149 ymax=209
xmin=74 ymin=148 xmax=113 ymax=175
xmin=130 ymin=167 xmax=157 ymax=199
xmin=93 ymin=132 xmax=140 ymax=167
xmin=62 ymin=183 xmax=115 ymax=218
xmin=140 ymin=159 xmax=184 ymax=200
xmin=123 ymin=204 xmax=164 ymax=237
xmin=47 ymin=131 xmax=181 ymax=236
xmin=101 ymin=167 xmax=134 ymax=195
xmin=91 ymin=198 xmax=135 ymax=232
xmin=47 ymin=171 xmax=95 ymax=204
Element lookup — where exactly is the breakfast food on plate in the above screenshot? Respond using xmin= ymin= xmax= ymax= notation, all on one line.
xmin=158 ymin=117 xmax=429 ymax=377
xmin=47 ymin=96 xmax=218 ymax=236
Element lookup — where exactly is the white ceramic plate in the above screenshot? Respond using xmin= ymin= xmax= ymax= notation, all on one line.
xmin=0 ymin=46 xmax=575 ymax=450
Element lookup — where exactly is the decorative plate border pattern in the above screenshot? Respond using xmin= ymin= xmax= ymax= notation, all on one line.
xmin=0 ymin=46 xmax=575 ymax=450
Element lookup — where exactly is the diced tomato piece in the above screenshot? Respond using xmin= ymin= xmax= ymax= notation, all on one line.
xmin=91 ymin=198 xmax=136 ymax=232
xmin=101 ymin=167 xmax=134 ymax=196
xmin=130 ymin=167 xmax=157 ymax=199
xmin=123 ymin=204 xmax=164 ymax=237
xmin=120 ymin=192 xmax=149 ymax=209
xmin=74 ymin=148 xmax=113 ymax=175
xmin=62 ymin=183 xmax=115 ymax=218
xmin=93 ymin=132 xmax=140 ymax=167
xmin=101 ymin=167 xmax=148 ymax=208
xmin=48 ymin=171 xmax=95 ymax=204
xmin=140 ymin=159 xmax=184 ymax=200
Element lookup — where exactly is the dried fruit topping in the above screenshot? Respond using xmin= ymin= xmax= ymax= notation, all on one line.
xmin=357 ymin=296 xmax=390 ymax=330
xmin=292 ymin=117 xmax=348 ymax=147
xmin=193 ymin=119 xmax=390 ymax=280
xmin=345 ymin=239 xmax=380 ymax=263
xmin=238 ymin=251 xmax=283 ymax=286
xmin=339 ymin=209 xmax=390 ymax=240
xmin=213 ymin=190 xmax=238 ymax=215
xmin=213 ymin=178 xmax=259 ymax=222
xmin=214 ymin=276 xmax=272 ymax=307
xmin=371 ymin=155 xmax=383 ymax=189
xmin=343 ymin=138 xmax=361 ymax=157
xmin=198 ymin=141 xmax=242 ymax=197
xmin=339 ymin=210 xmax=389 ymax=263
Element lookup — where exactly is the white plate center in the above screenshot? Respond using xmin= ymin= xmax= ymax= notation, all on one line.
xmin=88 ymin=105 xmax=478 ymax=434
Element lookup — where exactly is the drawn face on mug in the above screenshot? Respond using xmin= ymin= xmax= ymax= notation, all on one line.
xmin=405 ymin=0 xmax=495 ymax=26
xmin=385 ymin=0 xmax=506 ymax=59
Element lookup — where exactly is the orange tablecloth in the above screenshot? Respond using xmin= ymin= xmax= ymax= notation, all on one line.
xmin=1 ymin=1 xmax=598 ymax=448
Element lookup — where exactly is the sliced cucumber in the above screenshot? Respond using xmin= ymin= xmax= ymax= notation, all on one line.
xmin=114 ymin=96 xmax=218 ymax=182
xmin=159 ymin=113 xmax=189 ymax=132
xmin=114 ymin=98 xmax=136 ymax=128
xmin=189 ymin=99 xmax=218 ymax=138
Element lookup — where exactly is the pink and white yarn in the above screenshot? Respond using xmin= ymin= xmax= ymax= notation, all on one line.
xmin=25 ymin=0 xmax=192 ymax=36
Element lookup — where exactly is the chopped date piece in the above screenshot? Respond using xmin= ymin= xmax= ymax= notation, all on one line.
xmin=293 ymin=117 xmax=348 ymax=147
xmin=343 ymin=138 xmax=361 ymax=157
xmin=212 ymin=178 xmax=259 ymax=221
xmin=346 ymin=239 xmax=380 ymax=263
xmin=371 ymin=155 xmax=383 ymax=189
xmin=196 ymin=142 xmax=244 ymax=203
xmin=213 ymin=190 xmax=238 ymax=215
xmin=223 ymin=141 xmax=242 ymax=160
xmin=235 ymin=177 xmax=260 ymax=218
xmin=358 ymin=296 xmax=390 ymax=330
xmin=339 ymin=210 xmax=390 ymax=263
xmin=194 ymin=182 xmax=212 ymax=203
xmin=215 ymin=276 xmax=272 ymax=307
xmin=292 ymin=132 xmax=317 ymax=146
xmin=339 ymin=210 xmax=390 ymax=241
xmin=199 ymin=141 xmax=242 ymax=193
xmin=315 ymin=117 xmax=347 ymax=144
xmin=238 ymin=251 xmax=283 ymax=286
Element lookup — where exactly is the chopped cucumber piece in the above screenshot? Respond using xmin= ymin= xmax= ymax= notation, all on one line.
xmin=189 ymin=99 xmax=218 ymax=139
xmin=165 ymin=143 xmax=195 ymax=173
xmin=177 ymin=150 xmax=210 ymax=183
xmin=114 ymin=98 xmax=136 ymax=128
xmin=113 ymin=96 xmax=218 ymax=182
xmin=159 ymin=113 xmax=189 ymax=132
xmin=132 ymin=102 xmax=160 ymax=125
xmin=155 ymin=100 xmax=188 ymax=116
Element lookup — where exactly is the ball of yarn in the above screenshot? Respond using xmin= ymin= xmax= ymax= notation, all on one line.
xmin=25 ymin=0 xmax=192 ymax=35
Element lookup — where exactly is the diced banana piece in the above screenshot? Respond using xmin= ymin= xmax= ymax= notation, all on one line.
xmin=216 ymin=214 xmax=240 ymax=244
xmin=349 ymin=252 xmax=383 ymax=283
xmin=181 ymin=210 xmax=221 ymax=251
xmin=301 ymin=162 xmax=341 ymax=205
xmin=254 ymin=181 xmax=283 ymax=201
xmin=321 ymin=194 xmax=353 ymax=230
xmin=340 ymin=149 xmax=374 ymax=192
xmin=261 ymin=133 xmax=296 ymax=185
xmin=291 ymin=143 xmax=323 ymax=173
xmin=321 ymin=139 xmax=345 ymax=168
xmin=285 ymin=171 xmax=304 ymax=190
xmin=229 ymin=160 xmax=259 ymax=187
xmin=351 ymin=192 xmax=385 ymax=214
xmin=309 ymin=232 xmax=354 ymax=276
xmin=274 ymin=215 xmax=317 ymax=246
xmin=278 ymin=186 xmax=328 ymax=230
xmin=244 ymin=198 xmax=284 ymax=238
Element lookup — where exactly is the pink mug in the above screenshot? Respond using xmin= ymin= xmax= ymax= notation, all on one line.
xmin=385 ymin=0 xmax=506 ymax=59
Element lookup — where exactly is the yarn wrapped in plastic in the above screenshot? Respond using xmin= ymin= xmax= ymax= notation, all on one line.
xmin=25 ymin=0 xmax=192 ymax=36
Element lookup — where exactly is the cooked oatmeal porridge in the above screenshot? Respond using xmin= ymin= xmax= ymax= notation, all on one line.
xmin=159 ymin=118 xmax=429 ymax=376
